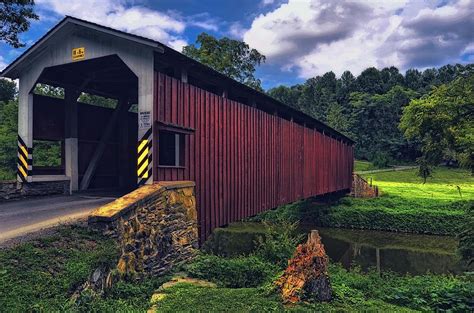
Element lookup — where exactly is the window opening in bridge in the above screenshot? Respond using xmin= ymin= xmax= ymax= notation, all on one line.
xmin=159 ymin=130 xmax=185 ymax=167
xmin=32 ymin=140 xmax=64 ymax=175
xmin=78 ymin=93 xmax=117 ymax=109
xmin=33 ymin=84 xmax=64 ymax=99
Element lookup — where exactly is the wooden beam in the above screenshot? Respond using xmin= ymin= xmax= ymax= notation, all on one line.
xmin=80 ymin=97 xmax=130 ymax=190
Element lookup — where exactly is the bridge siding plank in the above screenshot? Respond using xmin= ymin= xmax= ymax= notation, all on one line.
xmin=154 ymin=72 xmax=353 ymax=242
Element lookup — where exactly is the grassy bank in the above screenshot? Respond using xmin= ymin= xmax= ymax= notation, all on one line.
xmin=153 ymin=240 xmax=473 ymax=312
xmin=1 ymin=224 xmax=471 ymax=312
xmin=154 ymin=263 xmax=472 ymax=312
xmin=256 ymin=167 xmax=472 ymax=235
xmin=0 ymin=225 xmax=168 ymax=312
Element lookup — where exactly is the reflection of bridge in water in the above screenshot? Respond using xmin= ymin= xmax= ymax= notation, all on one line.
xmin=318 ymin=228 xmax=463 ymax=275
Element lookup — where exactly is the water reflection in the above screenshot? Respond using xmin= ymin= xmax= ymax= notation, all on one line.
xmin=204 ymin=222 xmax=464 ymax=275
xmin=313 ymin=227 xmax=463 ymax=275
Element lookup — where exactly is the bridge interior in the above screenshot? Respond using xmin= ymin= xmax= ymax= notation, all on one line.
xmin=32 ymin=55 xmax=139 ymax=192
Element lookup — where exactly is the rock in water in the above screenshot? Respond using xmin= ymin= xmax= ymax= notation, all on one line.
xmin=276 ymin=230 xmax=332 ymax=303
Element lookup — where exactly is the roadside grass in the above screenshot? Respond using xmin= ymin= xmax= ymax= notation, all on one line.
xmin=0 ymin=225 xmax=168 ymax=312
xmin=0 ymin=167 xmax=15 ymax=181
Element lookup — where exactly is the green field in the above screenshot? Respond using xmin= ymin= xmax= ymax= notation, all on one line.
xmin=318 ymin=167 xmax=473 ymax=235
xmin=362 ymin=167 xmax=473 ymax=203
xmin=354 ymin=160 xmax=375 ymax=172
xmin=254 ymin=167 xmax=473 ymax=235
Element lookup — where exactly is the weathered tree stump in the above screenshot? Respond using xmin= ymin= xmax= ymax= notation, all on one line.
xmin=276 ymin=230 xmax=332 ymax=303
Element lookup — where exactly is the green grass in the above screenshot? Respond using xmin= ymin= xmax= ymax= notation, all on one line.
xmin=154 ymin=262 xmax=473 ymax=312
xmin=362 ymin=167 xmax=473 ymax=203
xmin=325 ymin=167 xmax=472 ymax=235
xmin=0 ymin=167 xmax=15 ymax=181
xmin=254 ymin=167 xmax=473 ymax=235
xmin=0 ymin=225 xmax=168 ymax=312
xmin=354 ymin=160 xmax=375 ymax=172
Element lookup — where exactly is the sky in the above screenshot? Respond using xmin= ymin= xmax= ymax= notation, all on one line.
xmin=0 ymin=0 xmax=473 ymax=90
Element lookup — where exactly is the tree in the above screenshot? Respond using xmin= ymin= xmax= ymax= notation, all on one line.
xmin=0 ymin=100 xmax=18 ymax=179
xmin=356 ymin=67 xmax=383 ymax=94
xmin=0 ymin=0 xmax=38 ymax=48
xmin=0 ymin=78 xmax=16 ymax=103
xmin=183 ymin=33 xmax=265 ymax=91
xmin=267 ymin=85 xmax=302 ymax=110
xmin=400 ymin=74 xmax=474 ymax=174
xmin=350 ymin=86 xmax=418 ymax=162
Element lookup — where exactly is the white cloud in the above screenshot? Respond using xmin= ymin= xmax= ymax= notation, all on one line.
xmin=261 ymin=0 xmax=275 ymax=6
xmin=186 ymin=13 xmax=220 ymax=32
xmin=228 ymin=22 xmax=247 ymax=39
xmin=244 ymin=0 xmax=474 ymax=78
xmin=0 ymin=55 xmax=7 ymax=72
xmin=35 ymin=0 xmax=189 ymax=49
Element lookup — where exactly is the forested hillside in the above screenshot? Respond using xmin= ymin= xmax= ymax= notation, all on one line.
xmin=268 ymin=64 xmax=474 ymax=166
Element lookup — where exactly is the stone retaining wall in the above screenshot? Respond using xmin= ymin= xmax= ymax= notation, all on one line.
xmin=351 ymin=174 xmax=379 ymax=198
xmin=0 ymin=180 xmax=69 ymax=201
xmin=88 ymin=181 xmax=198 ymax=279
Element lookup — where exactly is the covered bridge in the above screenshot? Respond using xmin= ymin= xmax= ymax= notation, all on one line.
xmin=1 ymin=16 xmax=354 ymax=240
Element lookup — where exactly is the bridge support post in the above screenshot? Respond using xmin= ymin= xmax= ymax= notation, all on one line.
xmin=65 ymin=88 xmax=79 ymax=193
xmin=17 ymin=79 xmax=34 ymax=184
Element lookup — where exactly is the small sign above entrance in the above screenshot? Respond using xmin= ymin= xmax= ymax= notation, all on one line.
xmin=72 ymin=47 xmax=85 ymax=61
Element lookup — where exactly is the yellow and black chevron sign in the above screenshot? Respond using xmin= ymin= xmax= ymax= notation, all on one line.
xmin=17 ymin=135 xmax=32 ymax=183
xmin=137 ymin=128 xmax=152 ymax=185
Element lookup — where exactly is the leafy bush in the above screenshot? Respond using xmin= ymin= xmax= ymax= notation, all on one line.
xmin=371 ymin=151 xmax=391 ymax=169
xmin=254 ymin=221 xmax=303 ymax=268
xmin=458 ymin=201 xmax=474 ymax=269
xmin=186 ymin=254 xmax=280 ymax=288
xmin=329 ymin=264 xmax=474 ymax=312
xmin=384 ymin=274 xmax=474 ymax=312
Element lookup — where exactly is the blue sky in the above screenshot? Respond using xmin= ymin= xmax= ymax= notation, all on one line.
xmin=1 ymin=0 xmax=473 ymax=90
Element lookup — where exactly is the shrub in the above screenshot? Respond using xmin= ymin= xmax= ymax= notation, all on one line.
xmin=329 ymin=264 xmax=474 ymax=312
xmin=186 ymin=254 xmax=280 ymax=288
xmin=254 ymin=220 xmax=303 ymax=268
xmin=457 ymin=201 xmax=474 ymax=269
xmin=384 ymin=274 xmax=474 ymax=312
xmin=371 ymin=151 xmax=391 ymax=169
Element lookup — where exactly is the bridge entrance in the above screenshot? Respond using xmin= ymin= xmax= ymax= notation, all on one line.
xmin=31 ymin=55 xmax=138 ymax=192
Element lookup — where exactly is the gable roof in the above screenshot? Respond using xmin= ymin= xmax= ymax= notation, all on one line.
xmin=1 ymin=16 xmax=353 ymax=144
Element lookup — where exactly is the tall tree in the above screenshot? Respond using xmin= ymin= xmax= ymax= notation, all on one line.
xmin=267 ymin=85 xmax=303 ymax=110
xmin=0 ymin=100 xmax=18 ymax=179
xmin=0 ymin=78 xmax=16 ymax=103
xmin=400 ymin=74 xmax=474 ymax=174
xmin=182 ymin=33 xmax=265 ymax=91
xmin=0 ymin=0 xmax=38 ymax=48
xmin=350 ymin=86 xmax=418 ymax=161
xmin=356 ymin=67 xmax=383 ymax=94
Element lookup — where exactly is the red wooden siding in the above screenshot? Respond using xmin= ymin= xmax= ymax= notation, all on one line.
xmin=154 ymin=72 xmax=354 ymax=241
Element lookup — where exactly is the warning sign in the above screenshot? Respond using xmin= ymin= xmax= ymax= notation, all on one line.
xmin=139 ymin=111 xmax=151 ymax=129
xmin=72 ymin=47 xmax=85 ymax=61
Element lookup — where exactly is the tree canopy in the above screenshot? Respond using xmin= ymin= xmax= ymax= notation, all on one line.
xmin=183 ymin=33 xmax=266 ymax=91
xmin=267 ymin=63 xmax=473 ymax=166
xmin=400 ymin=74 xmax=474 ymax=174
xmin=0 ymin=78 xmax=16 ymax=103
xmin=0 ymin=0 xmax=38 ymax=48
